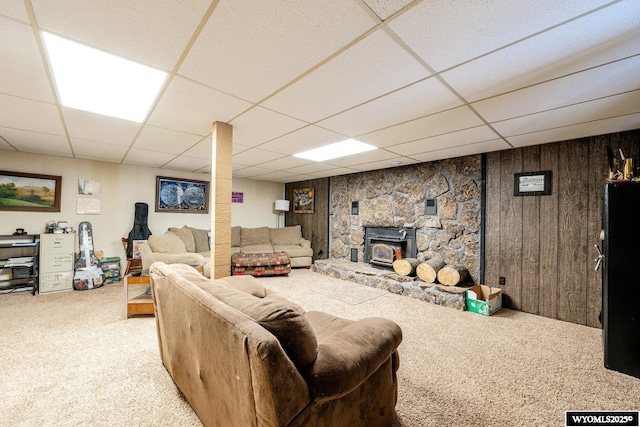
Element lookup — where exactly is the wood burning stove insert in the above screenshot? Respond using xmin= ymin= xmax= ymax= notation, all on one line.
xmin=364 ymin=227 xmax=417 ymax=268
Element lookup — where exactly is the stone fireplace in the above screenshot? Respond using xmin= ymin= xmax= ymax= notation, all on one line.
xmin=329 ymin=156 xmax=482 ymax=284
xmin=364 ymin=227 xmax=417 ymax=268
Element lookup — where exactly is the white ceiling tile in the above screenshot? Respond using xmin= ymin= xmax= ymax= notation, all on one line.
xmin=307 ymin=167 xmax=360 ymax=177
xmin=233 ymin=148 xmax=285 ymax=166
xmin=324 ymin=148 xmax=400 ymax=167
xmin=232 ymin=144 xmax=251 ymax=155
xmin=162 ymin=155 xmax=211 ymax=172
xmin=0 ymin=0 xmax=29 ymax=22
xmin=493 ymin=91 xmax=640 ymax=137
xmin=359 ymin=106 xmax=485 ymax=147
xmin=263 ymin=29 xmax=430 ymax=122
xmin=347 ymin=156 xmax=421 ymax=172
xmin=387 ymin=126 xmax=502 ymax=156
xmin=251 ymin=170 xmax=301 ymax=182
xmin=233 ymin=166 xmax=279 ymax=179
xmin=147 ymin=76 xmax=251 ymax=136
xmin=409 ymin=139 xmax=511 ymax=163
xmin=258 ymin=126 xmax=345 ymax=155
xmin=258 ymin=156 xmax=314 ymax=171
xmin=230 ymin=107 xmax=307 ymax=148
xmin=31 ymin=0 xmax=212 ymax=70
xmin=71 ymin=138 xmax=128 ymax=162
xmin=442 ymin=1 xmax=640 ymax=102
xmin=506 ymin=113 xmax=640 ymax=148
xmin=182 ymin=138 xmax=212 ymax=159
xmin=63 ymin=108 xmax=141 ymax=145
xmin=0 ymin=127 xmax=71 ymax=156
xmin=0 ymin=94 xmax=64 ymax=135
xmin=283 ymin=162 xmax=350 ymax=176
xmin=134 ymin=125 xmax=204 ymax=154
xmin=473 ymin=55 xmax=640 ymax=123
xmin=122 ymin=148 xmax=176 ymax=168
xmin=1 ymin=18 xmax=55 ymax=103
xmin=179 ymin=0 xmax=376 ymax=102
xmin=361 ymin=0 xmax=414 ymax=21
xmin=388 ymin=0 xmax=611 ymax=71
xmin=318 ymin=77 xmax=462 ymax=136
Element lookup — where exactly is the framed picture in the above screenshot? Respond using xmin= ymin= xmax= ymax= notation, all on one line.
xmin=293 ymin=187 xmax=314 ymax=213
xmin=156 ymin=176 xmax=209 ymax=213
xmin=0 ymin=170 xmax=62 ymax=212
xmin=514 ymin=171 xmax=552 ymax=196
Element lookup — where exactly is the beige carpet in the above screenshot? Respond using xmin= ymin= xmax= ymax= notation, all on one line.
xmin=1 ymin=269 xmax=638 ymax=426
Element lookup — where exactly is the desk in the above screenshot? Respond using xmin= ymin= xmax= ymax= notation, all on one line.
xmin=124 ymin=270 xmax=154 ymax=318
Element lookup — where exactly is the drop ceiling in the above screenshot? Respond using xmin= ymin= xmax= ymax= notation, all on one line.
xmin=1 ymin=0 xmax=639 ymax=183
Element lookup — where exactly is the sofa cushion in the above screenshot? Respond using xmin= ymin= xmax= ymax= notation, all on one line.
xmin=269 ymin=225 xmax=302 ymax=246
xmin=214 ymin=275 xmax=267 ymax=298
xmin=169 ymin=226 xmax=196 ymax=253
xmin=231 ymin=226 xmax=241 ymax=247
xmin=272 ymin=245 xmax=313 ymax=258
xmin=240 ymin=227 xmax=271 ymax=246
xmin=241 ymin=244 xmax=274 ymax=254
xmin=148 ymin=232 xmax=187 ymax=254
xmin=188 ymin=227 xmax=211 ymax=253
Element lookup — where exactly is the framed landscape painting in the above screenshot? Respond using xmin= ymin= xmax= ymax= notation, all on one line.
xmin=293 ymin=187 xmax=314 ymax=213
xmin=156 ymin=176 xmax=209 ymax=213
xmin=0 ymin=170 xmax=62 ymax=212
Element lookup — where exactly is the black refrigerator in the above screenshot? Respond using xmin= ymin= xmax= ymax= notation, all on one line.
xmin=602 ymin=181 xmax=640 ymax=379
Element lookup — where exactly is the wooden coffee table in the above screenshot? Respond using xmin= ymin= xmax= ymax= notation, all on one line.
xmin=124 ymin=270 xmax=154 ymax=318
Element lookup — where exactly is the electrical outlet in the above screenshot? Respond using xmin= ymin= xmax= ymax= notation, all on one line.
xmin=499 ymin=277 xmax=506 ymax=286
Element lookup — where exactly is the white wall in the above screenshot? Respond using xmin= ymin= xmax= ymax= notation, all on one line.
xmin=231 ymin=177 xmax=285 ymax=228
xmin=0 ymin=152 xmax=284 ymax=261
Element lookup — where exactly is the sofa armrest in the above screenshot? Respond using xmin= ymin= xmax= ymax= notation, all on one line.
xmin=141 ymin=248 xmax=205 ymax=270
xmin=303 ymin=316 xmax=402 ymax=402
xmin=299 ymin=238 xmax=311 ymax=249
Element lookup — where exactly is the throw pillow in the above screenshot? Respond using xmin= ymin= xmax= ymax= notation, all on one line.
xmin=148 ymin=232 xmax=186 ymax=254
xmin=270 ymin=225 xmax=302 ymax=246
xmin=189 ymin=227 xmax=210 ymax=253
xmin=168 ymin=226 xmax=196 ymax=253
xmin=240 ymin=227 xmax=270 ymax=246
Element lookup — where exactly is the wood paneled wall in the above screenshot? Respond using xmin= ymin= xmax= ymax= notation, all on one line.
xmin=485 ymin=129 xmax=640 ymax=327
xmin=284 ymin=178 xmax=330 ymax=261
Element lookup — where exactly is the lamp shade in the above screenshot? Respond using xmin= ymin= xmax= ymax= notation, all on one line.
xmin=275 ymin=199 xmax=290 ymax=212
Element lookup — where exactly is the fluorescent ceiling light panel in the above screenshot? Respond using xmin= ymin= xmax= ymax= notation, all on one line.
xmin=293 ymin=139 xmax=377 ymax=162
xmin=42 ymin=32 xmax=167 ymax=123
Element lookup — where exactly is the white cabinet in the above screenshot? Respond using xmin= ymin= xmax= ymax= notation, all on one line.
xmin=39 ymin=233 xmax=75 ymax=294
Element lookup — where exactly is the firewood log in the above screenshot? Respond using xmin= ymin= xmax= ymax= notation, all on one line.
xmin=416 ymin=258 xmax=446 ymax=283
xmin=437 ymin=264 xmax=470 ymax=286
xmin=392 ymin=258 xmax=420 ymax=276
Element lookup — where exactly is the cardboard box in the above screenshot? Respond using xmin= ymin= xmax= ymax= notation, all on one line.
xmin=466 ymin=285 xmax=502 ymax=316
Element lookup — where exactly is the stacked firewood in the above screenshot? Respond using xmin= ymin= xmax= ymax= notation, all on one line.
xmin=392 ymin=257 xmax=469 ymax=286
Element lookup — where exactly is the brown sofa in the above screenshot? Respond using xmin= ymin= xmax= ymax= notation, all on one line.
xmin=150 ymin=262 xmax=402 ymax=427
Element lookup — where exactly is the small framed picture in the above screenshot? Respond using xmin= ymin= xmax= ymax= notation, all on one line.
xmin=514 ymin=171 xmax=552 ymax=196
xmin=293 ymin=187 xmax=314 ymax=213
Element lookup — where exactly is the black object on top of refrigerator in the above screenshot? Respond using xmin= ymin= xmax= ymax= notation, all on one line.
xmin=602 ymin=181 xmax=640 ymax=379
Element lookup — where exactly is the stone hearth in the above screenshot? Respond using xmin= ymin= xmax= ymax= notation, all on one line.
xmin=313 ymin=259 xmax=467 ymax=310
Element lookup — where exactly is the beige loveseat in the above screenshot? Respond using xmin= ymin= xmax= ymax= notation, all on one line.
xmin=232 ymin=225 xmax=313 ymax=268
xmin=140 ymin=225 xmax=313 ymax=278
xmin=150 ymin=262 xmax=402 ymax=427
xmin=139 ymin=226 xmax=211 ymax=275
